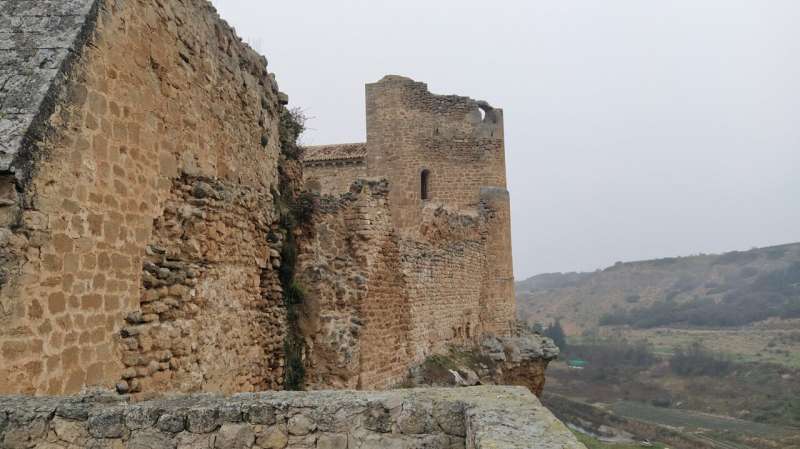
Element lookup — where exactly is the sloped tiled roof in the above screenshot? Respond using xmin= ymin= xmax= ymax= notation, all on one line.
xmin=0 ymin=0 xmax=97 ymax=172
xmin=302 ymin=142 xmax=367 ymax=163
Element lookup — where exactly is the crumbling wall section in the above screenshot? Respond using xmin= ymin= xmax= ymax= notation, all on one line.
xmin=299 ymin=182 xmax=512 ymax=388
xmin=118 ymin=176 xmax=285 ymax=395
xmin=0 ymin=0 xmax=293 ymax=395
xmin=297 ymin=179 xmax=413 ymax=390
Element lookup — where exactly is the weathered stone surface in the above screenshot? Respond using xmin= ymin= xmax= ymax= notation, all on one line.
xmin=214 ymin=423 xmax=255 ymax=449
xmin=287 ymin=414 xmax=315 ymax=436
xmin=125 ymin=407 xmax=160 ymax=431
xmin=433 ymin=401 xmax=467 ymax=437
xmin=186 ymin=407 xmax=220 ymax=434
xmin=0 ymin=0 xmax=96 ymax=171
xmin=157 ymin=413 xmax=186 ymax=433
xmin=396 ymin=401 xmax=436 ymax=434
xmin=0 ymin=387 xmax=585 ymax=449
xmin=176 ymin=432 xmax=214 ymax=449
xmin=256 ymin=425 xmax=289 ymax=449
xmin=316 ymin=432 xmax=347 ymax=449
xmin=127 ymin=429 xmax=176 ymax=449
xmin=408 ymin=331 xmax=558 ymax=397
xmin=244 ymin=403 xmax=275 ymax=425
xmin=52 ymin=417 xmax=89 ymax=444
xmin=480 ymin=336 xmax=507 ymax=362
xmin=0 ymin=0 xmax=290 ymax=396
xmin=87 ymin=408 xmax=125 ymax=438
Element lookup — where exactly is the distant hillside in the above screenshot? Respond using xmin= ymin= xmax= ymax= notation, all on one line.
xmin=516 ymin=243 xmax=800 ymax=333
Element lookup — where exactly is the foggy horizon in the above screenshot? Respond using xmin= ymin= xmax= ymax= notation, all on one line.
xmin=212 ymin=0 xmax=800 ymax=280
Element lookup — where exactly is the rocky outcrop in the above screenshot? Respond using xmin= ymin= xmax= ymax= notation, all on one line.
xmin=0 ymin=386 xmax=585 ymax=449
xmin=407 ymin=331 xmax=559 ymax=398
xmin=480 ymin=333 xmax=559 ymax=397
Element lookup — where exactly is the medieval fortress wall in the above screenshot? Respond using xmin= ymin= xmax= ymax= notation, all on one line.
xmin=0 ymin=0 xmax=290 ymax=395
xmin=301 ymin=77 xmax=517 ymax=389
xmin=0 ymin=1 xmax=591 ymax=447
xmin=1 ymin=0 xmax=514 ymax=396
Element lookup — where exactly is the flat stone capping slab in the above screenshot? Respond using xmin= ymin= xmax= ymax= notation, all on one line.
xmin=0 ymin=385 xmax=585 ymax=448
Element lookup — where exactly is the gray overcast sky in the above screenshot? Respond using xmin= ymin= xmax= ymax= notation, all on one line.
xmin=211 ymin=0 xmax=800 ymax=279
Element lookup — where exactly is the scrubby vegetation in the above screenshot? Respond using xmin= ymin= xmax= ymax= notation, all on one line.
xmin=276 ymin=106 xmax=313 ymax=390
xmin=543 ymin=319 xmax=567 ymax=350
xmin=598 ymin=262 xmax=800 ymax=328
xmin=278 ymin=106 xmax=307 ymax=159
xmin=669 ymin=342 xmax=731 ymax=377
xmin=567 ymin=338 xmax=657 ymax=370
xmin=518 ymin=242 xmax=800 ymax=331
xmin=548 ymin=336 xmax=800 ymax=430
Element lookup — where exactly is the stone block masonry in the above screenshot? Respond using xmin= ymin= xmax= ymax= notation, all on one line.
xmin=0 ymin=0 xmax=581 ymax=444
xmin=118 ymin=175 xmax=286 ymax=395
xmin=297 ymin=179 xmax=413 ymax=390
xmin=299 ymin=76 xmax=518 ymax=389
xmin=298 ymin=178 xmax=515 ymax=389
xmin=0 ymin=0 xmax=292 ymax=395
xmin=0 ymin=386 xmax=586 ymax=449
xmin=1 ymin=0 xmax=521 ymax=408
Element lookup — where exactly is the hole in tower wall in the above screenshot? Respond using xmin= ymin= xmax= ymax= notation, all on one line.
xmin=476 ymin=101 xmax=497 ymax=124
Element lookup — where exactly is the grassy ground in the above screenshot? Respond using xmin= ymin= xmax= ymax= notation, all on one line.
xmin=571 ymin=430 xmax=666 ymax=449
xmin=610 ymin=401 xmax=797 ymax=440
xmin=591 ymin=322 xmax=800 ymax=369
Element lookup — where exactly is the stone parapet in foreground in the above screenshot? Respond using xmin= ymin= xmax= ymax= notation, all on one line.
xmin=0 ymin=386 xmax=584 ymax=448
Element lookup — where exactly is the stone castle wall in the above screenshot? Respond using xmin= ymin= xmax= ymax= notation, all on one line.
xmin=1 ymin=0 xmax=518 ymax=398
xmin=298 ymin=179 xmax=514 ymax=389
xmin=298 ymin=77 xmax=517 ymax=388
xmin=0 ymin=0 xmax=292 ymax=395
xmin=0 ymin=386 xmax=585 ymax=449
xmin=400 ymin=206 xmax=487 ymax=361
xmin=0 ymin=2 xmax=578 ymax=445
xmin=118 ymin=175 xmax=285 ymax=395
xmin=303 ymin=160 xmax=366 ymax=196
xmin=297 ymin=179 xmax=413 ymax=390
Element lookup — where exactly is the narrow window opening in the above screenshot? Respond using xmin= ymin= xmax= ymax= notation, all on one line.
xmin=420 ymin=169 xmax=430 ymax=200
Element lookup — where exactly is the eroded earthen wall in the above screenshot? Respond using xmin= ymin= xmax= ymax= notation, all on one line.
xmin=0 ymin=0 xmax=291 ymax=394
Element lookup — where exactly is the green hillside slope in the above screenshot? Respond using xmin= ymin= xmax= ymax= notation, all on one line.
xmin=517 ymin=243 xmax=800 ymax=332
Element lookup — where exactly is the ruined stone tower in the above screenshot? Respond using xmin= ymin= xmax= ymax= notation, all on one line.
xmin=300 ymin=76 xmax=516 ymax=389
